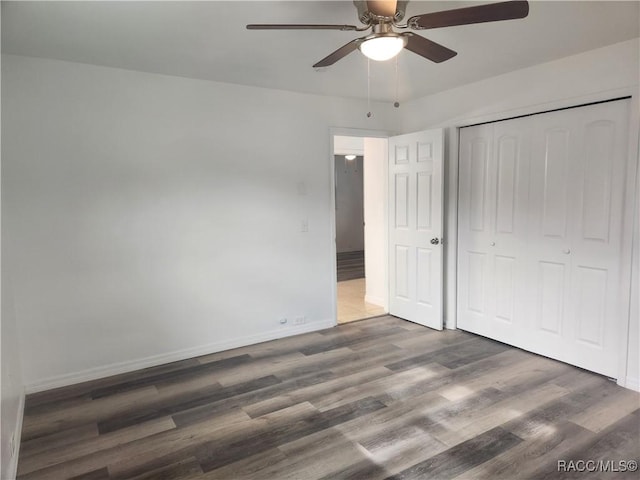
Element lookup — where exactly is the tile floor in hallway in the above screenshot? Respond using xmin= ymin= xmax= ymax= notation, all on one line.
xmin=337 ymin=278 xmax=386 ymax=324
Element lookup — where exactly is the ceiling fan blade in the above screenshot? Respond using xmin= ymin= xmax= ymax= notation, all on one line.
xmin=403 ymin=33 xmax=457 ymax=63
xmin=408 ymin=0 xmax=529 ymax=30
xmin=367 ymin=0 xmax=398 ymax=17
xmin=246 ymin=24 xmax=359 ymax=31
xmin=313 ymin=39 xmax=361 ymax=68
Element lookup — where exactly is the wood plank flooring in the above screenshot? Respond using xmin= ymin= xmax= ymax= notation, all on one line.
xmin=336 ymin=250 xmax=365 ymax=282
xmin=18 ymin=316 xmax=640 ymax=480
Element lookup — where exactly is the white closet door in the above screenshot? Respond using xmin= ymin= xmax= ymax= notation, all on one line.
xmin=458 ymin=99 xmax=630 ymax=378
xmin=458 ymin=118 xmax=531 ymax=345
xmin=458 ymin=123 xmax=495 ymax=331
xmin=525 ymin=101 xmax=629 ymax=377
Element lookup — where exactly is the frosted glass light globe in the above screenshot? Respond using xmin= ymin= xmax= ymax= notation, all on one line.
xmin=360 ymin=35 xmax=405 ymax=61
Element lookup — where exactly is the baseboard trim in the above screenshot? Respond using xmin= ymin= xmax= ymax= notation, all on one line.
xmin=623 ymin=375 xmax=640 ymax=392
xmin=6 ymin=391 xmax=25 ymax=480
xmin=364 ymin=294 xmax=385 ymax=307
xmin=25 ymin=319 xmax=336 ymax=394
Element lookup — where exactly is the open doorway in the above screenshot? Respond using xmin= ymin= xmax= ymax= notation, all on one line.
xmin=333 ymin=135 xmax=387 ymax=324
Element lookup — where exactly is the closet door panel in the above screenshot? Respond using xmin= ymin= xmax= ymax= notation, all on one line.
xmin=536 ymin=260 xmax=566 ymax=336
xmin=468 ymin=137 xmax=491 ymax=233
xmin=494 ymin=255 xmax=516 ymax=323
xmin=567 ymin=100 xmax=629 ymax=376
xmin=575 ymin=266 xmax=607 ymax=347
xmin=458 ymin=118 xmax=530 ymax=343
xmin=458 ymin=125 xmax=494 ymax=333
xmin=495 ymin=136 xmax=518 ymax=235
xmin=466 ymin=251 xmax=487 ymax=315
xmin=491 ymin=118 xmax=531 ymax=339
xmin=525 ymin=113 xmax=576 ymax=358
xmin=581 ymin=121 xmax=615 ymax=243
xmin=540 ymin=128 xmax=571 ymax=239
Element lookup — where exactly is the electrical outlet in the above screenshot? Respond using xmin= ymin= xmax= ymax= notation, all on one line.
xmin=294 ymin=316 xmax=307 ymax=325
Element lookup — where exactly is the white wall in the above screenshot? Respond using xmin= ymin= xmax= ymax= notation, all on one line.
xmin=335 ymin=155 xmax=364 ymax=253
xmin=399 ymin=38 xmax=640 ymax=389
xmin=628 ymin=163 xmax=640 ymax=390
xmin=1 ymin=12 xmax=27 ymax=479
xmin=398 ymin=39 xmax=640 ymax=132
xmin=1 ymin=54 xmax=396 ymax=390
xmin=333 ymin=136 xmax=364 ymax=157
xmin=363 ymin=137 xmax=388 ymax=308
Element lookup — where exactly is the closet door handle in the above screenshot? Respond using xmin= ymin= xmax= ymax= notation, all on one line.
xmin=563 ymin=248 xmax=571 ymax=254
xmin=490 ymin=242 xmax=496 ymax=247
xmin=430 ymin=238 xmax=440 ymax=245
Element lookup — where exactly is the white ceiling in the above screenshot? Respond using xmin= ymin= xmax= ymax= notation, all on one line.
xmin=2 ymin=1 xmax=638 ymax=102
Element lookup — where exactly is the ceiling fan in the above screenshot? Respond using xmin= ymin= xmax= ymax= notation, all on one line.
xmin=247 ymin=0 xmax=529 ymax=67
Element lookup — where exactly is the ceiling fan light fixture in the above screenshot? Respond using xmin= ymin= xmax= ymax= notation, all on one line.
xmin=359 ymin=34 xmax=407 ymax=61
xmin=249 ymin=0 xmax=529 ymax=67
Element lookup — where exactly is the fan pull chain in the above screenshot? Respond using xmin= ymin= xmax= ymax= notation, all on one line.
xmin=366 ymin=58 xmax=372 ymax=118
xmin=394 ymin=55 xmax=400 ymax=108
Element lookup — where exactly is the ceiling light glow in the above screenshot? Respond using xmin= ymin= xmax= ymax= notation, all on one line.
xmin=359 ymin=35 xmax=406 ymax=61
xmin=345 ymin=154 xmax=357 ymax=160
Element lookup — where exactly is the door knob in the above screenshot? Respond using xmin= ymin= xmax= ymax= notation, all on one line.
xmin=490 ymin=242 xmax=496 ymax=247
xmin=430 ymin=238 xmax=440 ymax=245
xmin=563 ymin=248 xmax=571 ymax=254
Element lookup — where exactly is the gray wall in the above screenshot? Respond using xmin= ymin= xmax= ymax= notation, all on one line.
xmin=335 ymin=155 xmax=364 ymax=253
xmin=1 ymin=12 xmax=26 ymax=478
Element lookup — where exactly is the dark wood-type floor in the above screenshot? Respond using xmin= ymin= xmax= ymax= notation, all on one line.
xmin=18 ymin=316 xmax=640 ymax=480
xmin=337 ymin=250 xmax=365 ymax=282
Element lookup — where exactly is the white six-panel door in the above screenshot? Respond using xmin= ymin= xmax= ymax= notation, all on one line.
xmin=458 ymin=100 xmax=630 ymax=378
xmin=389 ymin=129 xmax=444 ymax=329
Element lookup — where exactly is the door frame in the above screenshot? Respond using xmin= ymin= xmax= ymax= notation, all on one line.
xmin=329 ymin=127 xmax=391 ymax=327
xmin=448 ymin=87 xmax=639 ymax=389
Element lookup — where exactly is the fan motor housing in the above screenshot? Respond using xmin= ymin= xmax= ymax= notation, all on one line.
xmin=353 ymin=1 xmax=408 ymax=24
